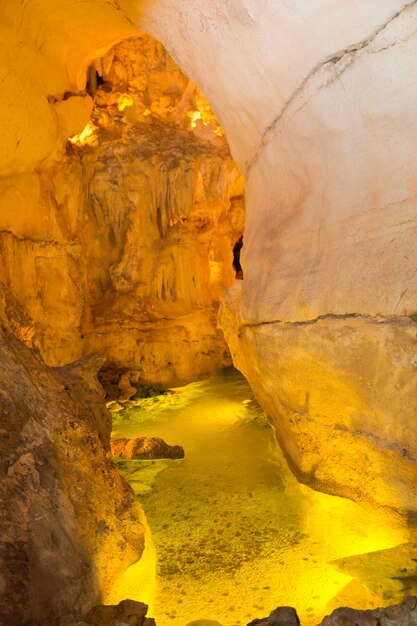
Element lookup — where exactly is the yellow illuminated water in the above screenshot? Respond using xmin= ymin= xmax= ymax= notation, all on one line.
xmin=111 ymin=369 xmax=410 ymax=626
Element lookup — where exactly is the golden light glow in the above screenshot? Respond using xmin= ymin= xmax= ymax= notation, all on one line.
xmin=208 ymin=260 xmax=223 ymax=284
xmin=189 ymin=110 xmax=202 ymax=128
xmin=68 ymin=121 xmax=99 ymax=146
xmin=188 ymin=91 xmax=224 ymax=137
xmin=118 ymin=93 xmax=134 ymax=111
xmin=112 ymin=370 xmax=407 ymax=626
xmin=106 ymin=506 xmax=157 ymax=614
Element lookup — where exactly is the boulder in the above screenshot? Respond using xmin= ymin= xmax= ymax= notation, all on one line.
xmin=320 ymin=596 xmax=417 ymax=626
xmin=84 ymin=599 xmax=153 ymax=626
xmin=111 ymin=437 xmax=184 ymax=460
xmin=268 ymin=607 xmax=300 ymax=626
xmin=247 ymin=606 xmax=300 ymax=626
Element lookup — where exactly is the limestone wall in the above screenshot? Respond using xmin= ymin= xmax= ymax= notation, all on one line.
xmin=0 ymin=33 xmax=244 ymax=386
xmin=142 ymin=1 xmax=417 ymax=511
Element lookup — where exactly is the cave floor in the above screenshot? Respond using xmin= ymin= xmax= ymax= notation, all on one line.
xmin=110 ymin=368 xmax=410 ymax=626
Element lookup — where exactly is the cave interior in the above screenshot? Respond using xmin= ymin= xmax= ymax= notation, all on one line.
xmin=2 ymin=2 xmax=417 ymax=626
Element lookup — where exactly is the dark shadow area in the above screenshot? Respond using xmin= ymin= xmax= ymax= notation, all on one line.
xmin=233 ymin=236 xmax=244 ymax=279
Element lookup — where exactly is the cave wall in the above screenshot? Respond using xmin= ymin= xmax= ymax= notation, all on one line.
xmin=142 ymin=1 xmax=417 ymax=511
xmin=0 ymin=32 xmax=244 ymax=386
xmin=77 ymin=37 xmax=244 ymax=386
xmin=0 ymin=306 xmax=145 ymax=624
xmin=2 ymin=0 xmax=417 ymax=513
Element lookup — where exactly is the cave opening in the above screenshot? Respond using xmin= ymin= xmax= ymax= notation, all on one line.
xmin=65 ymin=33 xmax=245 ymax=389
xmin=86 ymin=63 xmax=105 ymax=98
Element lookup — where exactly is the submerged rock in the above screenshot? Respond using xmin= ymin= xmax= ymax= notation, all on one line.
xmin=111 ymin=437 xmax=185 ymax=460
xmin=133 ymin=385 xmax=171 ymax=400
xmin=83 ymin=599 xmax=154 ymax=626
xmin=185 ymin=621 xmax=224 ymax=626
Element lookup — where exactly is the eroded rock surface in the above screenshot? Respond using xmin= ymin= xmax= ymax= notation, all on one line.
xmin=220 ymin=291 xmax=417 ymax=511
xmin=0 ymin=34 xmax=244 ymax=387
xmin=180 ymin=1 xmax=417 ymax=511
xmin=248 ymin=598 xmax=417 ymax=626
xmin=111 ymin=437 xmax=184 ymax=460
xmin=0 ymin=324 xmax=145 ymax=625
xmin=320 ymin=596 xmax=417 ymax=626
xmin=82 ymin=599 xmax=154 ymax=626
xmin=70 ymin=597 xmax=417 ymax=626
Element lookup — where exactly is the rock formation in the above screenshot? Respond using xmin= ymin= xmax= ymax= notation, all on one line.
xmin=321 ymin=596 xmax=417 ymax=626
xmin=71 ymin=596 xmax=417 ymax=626
xmin=141 ymin=1 xmax=417 ymax=512
xmin=81 ymin=599 xmax=154 ymax=626
xmin=0 ymin=33 xmax=244 ymax=387
xmin=3 ymin=0 xmax=417 ymax=510
xmin=0 ymin=316 xmax=145 ymax=624
xmin=248 ymin=598 xmax=417 ymax=626
xmin=2 ymin=2 xmax=417 ymax=622
xmin=111 ymin=437 xmax=184 ymax=460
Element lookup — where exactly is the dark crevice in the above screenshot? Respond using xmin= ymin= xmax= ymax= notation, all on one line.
xmin=233 ymin=236 xmax=244 ymax=279
xmin=86 ymin=64 xmax=104 ymax=98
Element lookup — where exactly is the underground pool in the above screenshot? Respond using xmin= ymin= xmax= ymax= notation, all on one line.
xmin=109 ymin=368 xmax=410 ymax=626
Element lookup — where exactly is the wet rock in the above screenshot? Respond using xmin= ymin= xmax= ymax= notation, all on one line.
xmin=247 ymin=606 xmax=299 ymax=626
xmin=320 ymin=597 xmax=417 ymax=626
xmin=107 ymin=401 xmax=123 ymax=413
xmin=268 ymin=607 xmax=300 ymax=626
xmin=99 ymin=368 xmax=171 ymax=405
xmin=133 ymin=385 xmax=170 ymax=400
xmin=111 ymin=437 xmax=185 ymax=460
xmin=84 ymin=599 xmax=150 ymax=626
